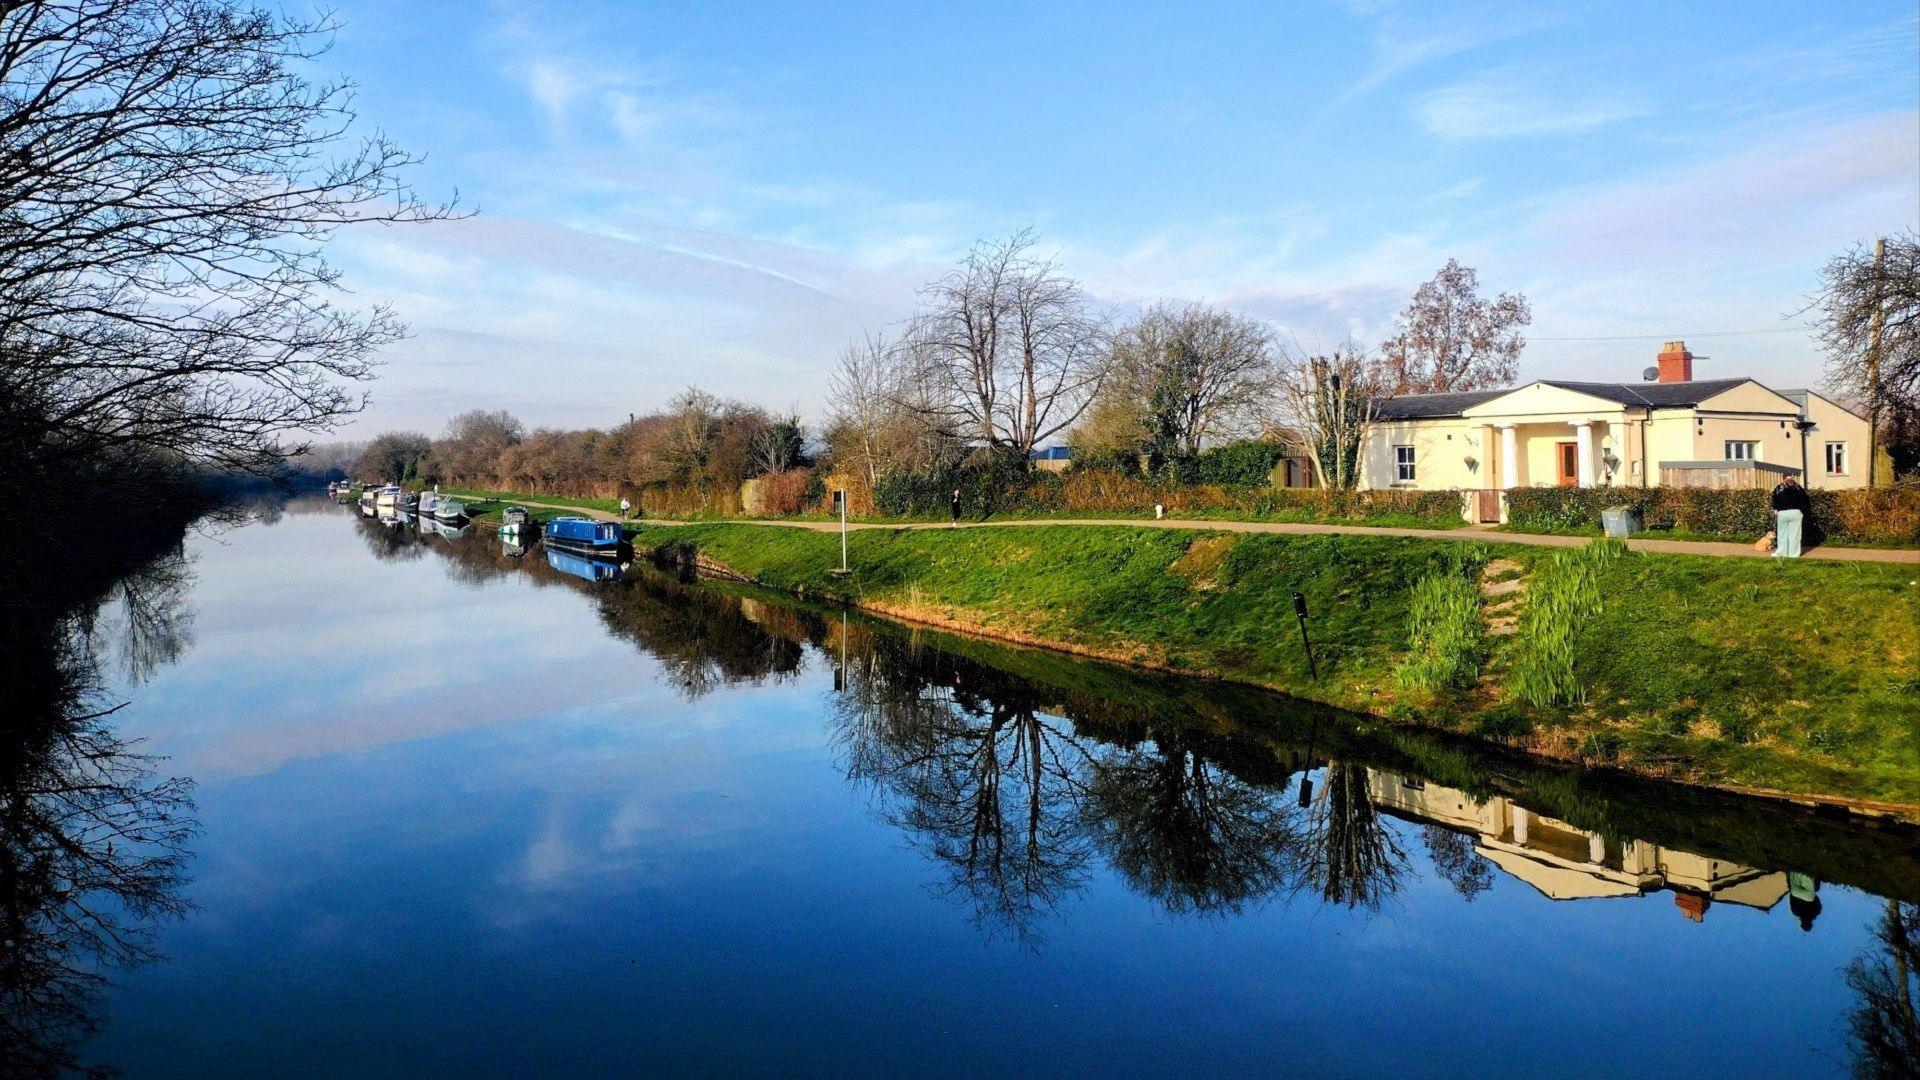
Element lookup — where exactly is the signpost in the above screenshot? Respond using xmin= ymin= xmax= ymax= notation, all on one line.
xmin=832 ymin=490 xmax=849 ymax=575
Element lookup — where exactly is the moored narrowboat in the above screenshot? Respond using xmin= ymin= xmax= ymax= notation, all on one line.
xmin=543 ymin=516 xmax=620 ymax=553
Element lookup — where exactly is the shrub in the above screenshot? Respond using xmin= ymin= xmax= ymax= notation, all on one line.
xmin=1394 ymin=570 xmax=1486 ymax=694
xmin=1504 ymin=485 xmax=1920 ymax=546
xmin=1191 ymin=440 xmax=1287 ymax=486
xmin=1507 ymin=538 xmax=1626 ymax=708
xmin=752 ymin=468 xmax=814 ymax=516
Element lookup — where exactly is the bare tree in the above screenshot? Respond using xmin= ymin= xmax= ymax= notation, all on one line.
xmin=437 ymin=410 xmax=524 ymax=485
xmin=1267 ymin=347 xmax=1384 ymax=490
xmin=0 ymin=0 xmax=456 ymax=476
xmin=1380 ymin=259 xmax=1531 ymax=394
xmin=1815 ymin=233 xmax=1919 ymax=487
xmin=903 ymin=230 xmax=1106 ymax=458
xmin=826 ymin=333 xmax=899 ymax=487
xmin=1099 ymin=301 xmax=1277 ymax=461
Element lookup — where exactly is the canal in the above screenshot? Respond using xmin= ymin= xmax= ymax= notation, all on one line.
xmin=17 ymin=499 xmax=1918 ymax=1075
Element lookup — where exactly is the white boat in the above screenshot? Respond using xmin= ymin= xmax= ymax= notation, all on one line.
xmin=397 ymin=490 xmax=419 ymax=511
xmin=433 ymin=498 xmax=465 ymax=522
xmin=417 ymin=491 xmax=439 ymax=516
xmin=374 ymin=485 xmax=400 ymax=508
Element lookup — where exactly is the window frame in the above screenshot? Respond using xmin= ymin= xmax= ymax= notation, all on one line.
xmin=1393 ymin=443 xmax=1417 ymax=483
xmin=1724 ymin=440 xmax=1759 ymax=462
xmin=1825 ymin=441 xmax=1847 ymax=476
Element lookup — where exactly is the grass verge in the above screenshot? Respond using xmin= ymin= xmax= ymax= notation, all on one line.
xmin=631 ymin=521 xmax=1920 ymax=806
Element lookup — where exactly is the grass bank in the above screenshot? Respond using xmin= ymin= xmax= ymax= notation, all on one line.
xmin=631 ymin=522 xmax=1920 ymax=807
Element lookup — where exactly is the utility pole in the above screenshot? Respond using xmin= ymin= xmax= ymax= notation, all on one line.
xmin=1867 ymin=237 xmax=1886 ymax=489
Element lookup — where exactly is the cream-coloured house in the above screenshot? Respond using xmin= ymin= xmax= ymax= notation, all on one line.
xmin=1359 ymin=342 xmax=1869 ymax=521
xmin=1368 ymin=772 xmax=1790 ymax=919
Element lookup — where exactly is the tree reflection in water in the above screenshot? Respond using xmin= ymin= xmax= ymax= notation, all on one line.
xmin=1086 ymin=729 xmax=1303 ymax=916
xmin=1299 ymin=762 xmax=1407 ymax=911
xmin=400 ymin=524 xmax=1920 ymax=953
xmin=1 ymin=544 xmax=199 ymax=1075
xmin=834 ymin=634 xmax=1095 ymax=944
xmin=1845 ymin=900 xmax=1920 ymax=1078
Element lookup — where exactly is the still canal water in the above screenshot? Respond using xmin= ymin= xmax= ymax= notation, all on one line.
xmin=23 ymin=500 xmax=1920 ymax=1075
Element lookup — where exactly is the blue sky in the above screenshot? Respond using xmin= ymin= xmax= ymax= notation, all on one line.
xmin=321 ymin=1 xmax=1920 ymax=436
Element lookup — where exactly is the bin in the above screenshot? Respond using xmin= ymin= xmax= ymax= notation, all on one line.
xmin=1601 ymin=505 xmax=1639 ymax=538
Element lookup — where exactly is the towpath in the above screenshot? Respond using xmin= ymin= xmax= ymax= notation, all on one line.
xmin=468 ymin=498 xmax=1920 ymax=565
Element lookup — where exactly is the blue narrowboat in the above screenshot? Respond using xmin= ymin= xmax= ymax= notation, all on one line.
xmin=545 ymin=547 xmax=624 ymax=582
xmin=543 ymin=516 xmax=621 ymax=553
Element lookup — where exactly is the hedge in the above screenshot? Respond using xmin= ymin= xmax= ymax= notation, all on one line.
xmin=1504 ymin=485 xmax=1920 ymax=546
xmin=872 ymin=463 xmax=1463 ymax=525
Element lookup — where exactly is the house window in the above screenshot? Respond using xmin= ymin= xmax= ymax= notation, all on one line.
xmin=1725 ymin=440 xmax=1759 ymax=462
xmin=1826 ymin=441 xmax=1848 ymax=475
xmin=1394 ymin=444 xmax=1416 ymax=482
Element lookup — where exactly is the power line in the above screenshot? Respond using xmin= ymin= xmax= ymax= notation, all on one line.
xmin=1530 ymin=325 xmax=1815 ymax=342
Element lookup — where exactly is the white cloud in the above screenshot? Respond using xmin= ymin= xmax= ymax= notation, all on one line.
xmin=1418 ymin=74 xmax=1648 ymax=138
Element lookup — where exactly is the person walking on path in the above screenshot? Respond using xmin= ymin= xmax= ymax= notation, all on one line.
xmin=1769 ymin=474 xmax=1812 ymax=558
xmin=949 ymin=488 xmax=962 ymax=527
xmin=619 ymin=496 xmax=632 ymax=520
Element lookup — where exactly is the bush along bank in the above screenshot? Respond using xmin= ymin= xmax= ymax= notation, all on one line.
xmin=629 ymin=522 xmax=1920 ymax=809
xmin=1504 ymin=484 xmax=1920 ymax=547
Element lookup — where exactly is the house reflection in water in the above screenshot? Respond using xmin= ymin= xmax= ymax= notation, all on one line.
xmin=1369 ymin=774 xmax=1801 ymax=924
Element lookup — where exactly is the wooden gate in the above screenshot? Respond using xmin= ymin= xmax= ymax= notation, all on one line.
xmin=1475 ymin=489 xmax=1503 ymax=523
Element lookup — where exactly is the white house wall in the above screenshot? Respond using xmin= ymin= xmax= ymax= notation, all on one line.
xmin=1798 ymin=392 xmax=1870 ymax=490
xmin=1363 ymin=378 xmax=1868 ymax=492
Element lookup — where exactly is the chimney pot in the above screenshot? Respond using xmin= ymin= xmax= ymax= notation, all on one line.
xmin=1656 ymin=340 xmax=1693 ymax=383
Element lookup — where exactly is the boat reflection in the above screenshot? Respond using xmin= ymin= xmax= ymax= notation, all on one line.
xmin=544 ymin=546 xmax=625 ymax=582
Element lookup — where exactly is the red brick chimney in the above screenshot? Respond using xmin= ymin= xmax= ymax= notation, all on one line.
xmin=1656 ymin=340 xmax=1693 ymax=383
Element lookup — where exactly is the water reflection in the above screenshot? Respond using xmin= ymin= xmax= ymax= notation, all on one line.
xmin=69 ymin=501 xmax=1920 ymax=1073
xmin=0 ymin=529 xmax=199 ymax=1073
xmin=370 ymin=514 xmax=1920 ymax=936
xmin=546 ymin=547 xmax=625 ymax=583
xmin=1845 ymin=900 xmax=1920 ymax=1074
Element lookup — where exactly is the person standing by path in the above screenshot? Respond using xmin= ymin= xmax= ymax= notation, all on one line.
xmin=1770 ymin=474 xmax=1812 ymax=558
xmin=619 ymin=496 xmax=632 ymax=520
xmin=950 ymin=488 xmax=962 ymax=527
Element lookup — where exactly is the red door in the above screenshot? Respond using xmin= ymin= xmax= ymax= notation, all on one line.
xmin=1556 ymin=442 xmax=1579 ymax=486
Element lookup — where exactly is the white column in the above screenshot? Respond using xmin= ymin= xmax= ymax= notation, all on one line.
xmin=1606 ymin=421 xmax=1626 ymax=485
xmin=1512 ymin=807 xmax=1529 ymax=845
xmin=1500 ymin=425 xmax=1519 ymax=489
xmin=1588 ymin=833 xmax=1606 ymax=864
xmin=1575 ymin=422 xmax=1596 ymax=488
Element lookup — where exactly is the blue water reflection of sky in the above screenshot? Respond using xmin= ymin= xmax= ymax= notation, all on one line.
xmin=90 ymin=509 xmax=1878 ymax=1077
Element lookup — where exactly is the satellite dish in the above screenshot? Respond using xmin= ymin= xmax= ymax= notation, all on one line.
xmin=1642 ymin=366 xmax=1660 ymax=381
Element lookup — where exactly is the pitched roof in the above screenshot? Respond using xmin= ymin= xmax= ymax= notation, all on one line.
xmin=1536 ymin=378 xmax=1754 ymax=408
xmin=1375 ymin=377 xmax=1772 ymax=419
xmin=1374 ymin=389 xmax=1509 ymax=419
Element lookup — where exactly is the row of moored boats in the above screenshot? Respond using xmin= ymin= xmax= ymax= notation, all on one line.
xmin=343 ymin=483 xmax=469 ymax=523
xmin=332 ymin=481 xmax=624 ymax=562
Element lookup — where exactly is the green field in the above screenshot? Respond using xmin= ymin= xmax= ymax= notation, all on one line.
xmin=630 ymin=521 xmax=1920 ymax=806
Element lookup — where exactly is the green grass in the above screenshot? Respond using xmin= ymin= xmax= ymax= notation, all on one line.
xmin=631 ymin=521 xmax=1920 ymax=805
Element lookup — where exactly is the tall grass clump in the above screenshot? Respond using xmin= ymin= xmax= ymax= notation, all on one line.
xmin=1507 ymin=538 xmax=1627 ymax=707
xmin=1394 ymin=570 xmax=1486 ymax=694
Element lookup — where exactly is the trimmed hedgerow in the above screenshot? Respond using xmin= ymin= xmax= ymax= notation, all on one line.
xmin=1504 ymin=485 xmax=1920 ymax=546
